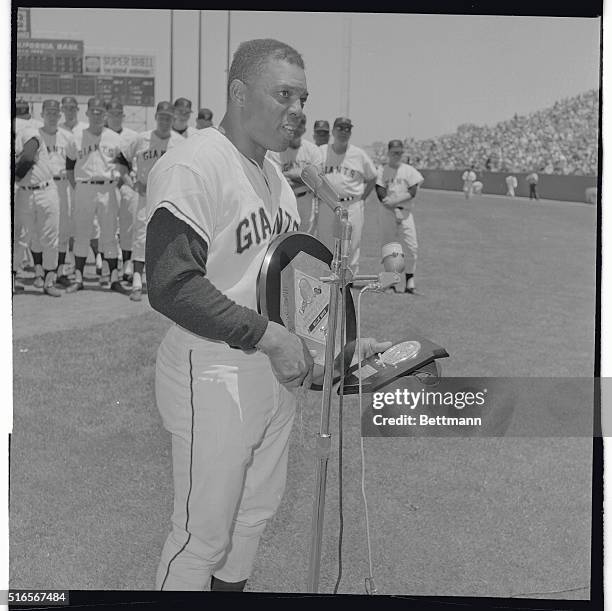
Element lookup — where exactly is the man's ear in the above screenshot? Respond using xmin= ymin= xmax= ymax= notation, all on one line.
xmin=228 ymin=79 xmax=247 ymax=107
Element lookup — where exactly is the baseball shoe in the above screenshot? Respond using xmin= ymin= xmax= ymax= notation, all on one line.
xmin=56 ymin=275 xmax=72 ymax=288
xmin=123 ymin=273 xmax=133 ymax=284
xmin=33 ymin=276 xmax=44 ymax=289
xmin=110 ymin=281 xmax=130 ymax=296
xmin=130 ymin=288 xmax=142 ymax=302
xmin=66 ymin=281 xmax=84 ymax=293
xmin=44 ymin=284 xmax=62 ymax=298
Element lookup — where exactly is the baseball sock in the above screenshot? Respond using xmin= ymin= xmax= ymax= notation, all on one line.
xmin=122 ymin=249 xmax=131 ymax=263
xmin=132 ymin=261 xmax=144 ymax=290
xmin=43 ymin=269 xmax=56 ymax=287
xmin=406 ymin=273 xmax=415 ymax=290
xmin=57 ymin=251 xmax=66 ymax=277
xmin=32 ymin=251 xmax=43 ymax=279
xmin=210 ymin=576 xmax=247 ymax=592
xmin=74 ymin=256 xmax=86 ymax=283
xmin=107 ymin=258 xmax=120 ymax=283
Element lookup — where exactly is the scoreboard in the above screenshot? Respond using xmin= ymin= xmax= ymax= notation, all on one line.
xmin=16 ymin=39 xmax=155 ymax=107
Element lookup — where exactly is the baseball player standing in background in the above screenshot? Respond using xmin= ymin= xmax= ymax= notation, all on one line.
xmin=505 ymin=174 xmax=518 ymax=197
xmin=115 ymin=101 xmax=183 ymax=302
xmin=65 ymin=97 xmax=127 ymax=295
xmin=376 ymin=139 xmax=424 ymax=294
xmin=318 ymin=117 xmax=378 ymax=276
xmin=105 ymin=99 xmax=139 ymax=282
xmin=526 ymin=170 xmax=539 ymax=200
xmin=171 ymin=98 xmax=198 ymax=138
xmin=39 ymin=99 xmax=77 ymax=288
xmin=461 ymin=165 xmax=477 ymax=199
xmin=14 ymin=101 xmax=61 ymax=297
xmin=312 ymin=119 xmax=330 ymax=146
xmin=146 ymin=39 xmax=388 ymax=592
xmin=267 ymin=113 xmax=323 ymax=233
xmin=196 ymin=108 xmax=214 ymax=129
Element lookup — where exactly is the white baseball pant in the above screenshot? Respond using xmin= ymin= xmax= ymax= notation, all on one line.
xmin=154 ymin=326 xmax=296 ymax=590
xmin=378 ymin=205 xmax=418 ymax=274
xmin=54 ymin=177 xmax=73 ymax=252
xmin=15 ymin=183 xmax=60 ymax=270
xmin=131 ymin=193 xmax=147 ymax=262
xmin=118 ymin=184 xmax=138 ymax=251
xmin=73 ymin=182 xmax=119 ymax=259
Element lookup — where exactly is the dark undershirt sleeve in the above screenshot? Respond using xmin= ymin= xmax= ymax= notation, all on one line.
xmin=146 ymin=207 xmax=269 ymax=350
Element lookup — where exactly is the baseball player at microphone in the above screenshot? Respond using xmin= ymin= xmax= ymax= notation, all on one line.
xmin=318 ymin=117 xmax=377 ymax=276
xmin=376 ymin=140 xmax=424 ymax=294
xmin=145 ymin=38 xmax=389 ymax=592
xmin=267 ymin=113 xmax=323 ymax=233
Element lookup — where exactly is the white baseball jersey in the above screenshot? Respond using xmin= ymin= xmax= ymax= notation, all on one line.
xmin=462 ymin=170 xmax=476 ymax=183
xmin=66 ymin=127 xmax=122 ymax=181
xmin=505 ymin=175 xmax=518 ymax=188
xmin=15 ymin=123 xmax=53 ymax=187
xmin=122 ymin=129 xmax=184 ymax=184
xmin=267 ymin=139 xmax=323 ymax=175
xmin=147 ymin=127 xmax=299 ymax=312
xmin=376 ymin=163 xmax=424 ymax=198
xmin=320 ymin=143 xmax=377 ymax=200
xmin=172 ymin=126 xmax=198 ymax=139
xmin=38 ymin=127 xmax=75 ymax=177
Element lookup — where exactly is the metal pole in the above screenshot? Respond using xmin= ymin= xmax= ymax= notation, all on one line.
xmin=197 ymin=10 xmax=202 ymax=109
xmin=169 ymin=10 xmax=174 ymax=102
xmin=225 ymin=10 xmax=231 ymax=101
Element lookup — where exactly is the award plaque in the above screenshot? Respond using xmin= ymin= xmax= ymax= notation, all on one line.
xmin=257 ymin=232 xmax=356 ymax=386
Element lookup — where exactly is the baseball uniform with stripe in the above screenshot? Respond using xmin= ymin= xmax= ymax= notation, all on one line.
xmin=376 ymin=162 xmax=424 ymax=275
xmin=66 ymin=127 xmax=122 ymax=259
xmin=121 ymin=128 xmax=184 ymax=262
xmin=15 ymin=123 xmax=60 ymax=271
xmin=113 ymin=127 xmax=139 ymax=252
xmin=146 ymin=127 xmax=300 ymax=590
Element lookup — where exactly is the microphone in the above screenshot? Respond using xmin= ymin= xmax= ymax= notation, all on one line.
xmin=300 ymin=164 xmax=342 ymax=213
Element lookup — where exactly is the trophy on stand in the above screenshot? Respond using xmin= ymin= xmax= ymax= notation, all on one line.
xmin=256 ymin=164 xmax=449 ymax=594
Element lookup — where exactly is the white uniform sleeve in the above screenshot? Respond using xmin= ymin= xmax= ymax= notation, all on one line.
xmin=361 ymin=150 xmax=378 ymax=181
xmin=375 ymin=165 xmax=385 ymax=188
xmin=65 ymin=135 xmax=77 ymax=161
xmin=406 ymin=166 xmax=424 ymax=188
xmin=147 ymin=163 xmax=219 ymax=247
xmin=266 ymin=151 xmax=282 ymax=168
xmin=121 ymin=135 xmax=138 ymax=164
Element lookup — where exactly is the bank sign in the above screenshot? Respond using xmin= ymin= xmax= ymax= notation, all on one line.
xmin=83 ymin=54 xmax=155 ymax=77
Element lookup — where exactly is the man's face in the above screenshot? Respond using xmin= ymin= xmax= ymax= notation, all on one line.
xmin=173 ymin=108 xmax=191 ymax=128
xmin=87 ymin=107 xmax=106 ymax=129
xmin=156 ymin=112 xmax=173 ymax=133
xmin=62 ymin=104 xmax=78 ymax=123
xmin=241 ymin=58 xmax=308 ymax=153
xmin=314 ymin=130 xmax=329 ymax=146
xmin=196 ymin=118 xmax=213 ymax=129
xmin=42 ymin=107 xmax=61 ymax=130
xmin=106 ymin=109 xmax=124 ymax=130
xmin=388 ymin=145 xmax=403 ymax=164
xmin=332 ymin=123 xmax=352 ymax=145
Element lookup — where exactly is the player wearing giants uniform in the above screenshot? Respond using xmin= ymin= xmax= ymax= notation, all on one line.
xmin=105 ymin=99 xmax=138 ymax=280
xmin=65 ymin=97 xmax=127 ymax=294
xmin=376 ymin=140 xmax=424 ymax=294
xmin=39 ymin=99 xmax=76 ymax=287
xmin=318 ymin=117 xmax=377 ymax=275
xmin=116 ymin=101 xmax=183 ymax=301
xmin=267 ymin=113 xmax=323 ymax=233
xmin=171 ymin=97 xmax=198 ymax=139
xmin=14 ymin=102 xmax=62 ymax=297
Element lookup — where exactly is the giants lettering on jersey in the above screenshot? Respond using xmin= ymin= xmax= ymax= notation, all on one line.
xmin=141 ymin=149 xmax=166 ymax=161
xmin=77 ymin=143 xmax=118 ymax=159
xmin=235 ymin=207 xmax=299 ymax=254
xmin=325 ymin=165 xmax=357 ymax=179
xmin=46 ymin=144 xmax=67 ymax=155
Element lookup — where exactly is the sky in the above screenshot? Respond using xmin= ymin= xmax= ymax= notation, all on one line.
xmin=27 ymin=9 xmax=601 ymax=146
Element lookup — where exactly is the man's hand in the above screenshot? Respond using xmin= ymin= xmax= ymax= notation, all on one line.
xmin=256 ymin=321 xmax=314 ymax=388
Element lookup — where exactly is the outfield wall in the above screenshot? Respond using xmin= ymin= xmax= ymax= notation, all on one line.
xmin=419 ymin=170 xmax=597 ymax=203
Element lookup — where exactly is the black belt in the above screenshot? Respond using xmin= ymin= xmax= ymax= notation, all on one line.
xmin=79 ymin=180 xmax=115 ymax=185
xmin=19 ymin=181 xmax=51 ymax=191
xmin=339 ymin=196 xmax=355 ymax=202
xmin=53 ymin=176 xmax=65 ymax=181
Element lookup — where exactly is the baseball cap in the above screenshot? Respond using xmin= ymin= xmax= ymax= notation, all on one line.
xmin=313 ymin=119 xmax=330 ymax=132
xmin=106 ymin=98 xmax=124 ymax=112
xmin=173 ymin=97 xmax=193 ymax=112
xmin=197 ymin=108 xmax=213 ymax=120
xmin=87 ymin=97 xmax=106 ymax=111
xmin=15 ymin=98 xmax=30 ymax=114
xmin=388 ymin=139 xmax=404 ymax=149
xmin=61 ymin=96 xmax=78 ymax=108
xmin=333 ymin=117 xmax=353 ymax=129
xmin=156 ymin=101 xmax=174 ymax=116
xmin=42 ymin=99 xmax=61 ymax=111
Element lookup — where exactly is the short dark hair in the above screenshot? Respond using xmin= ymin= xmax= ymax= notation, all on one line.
xmin=228 ymin=39 xmax=304 ymax=93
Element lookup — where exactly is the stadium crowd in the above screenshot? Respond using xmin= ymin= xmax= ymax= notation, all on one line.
xmin=369 ymin=89 xmax=598 ymax=176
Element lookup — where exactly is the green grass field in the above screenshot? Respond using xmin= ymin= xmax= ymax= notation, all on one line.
xmin=10 ymin=189 xmax=597 ymax=597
